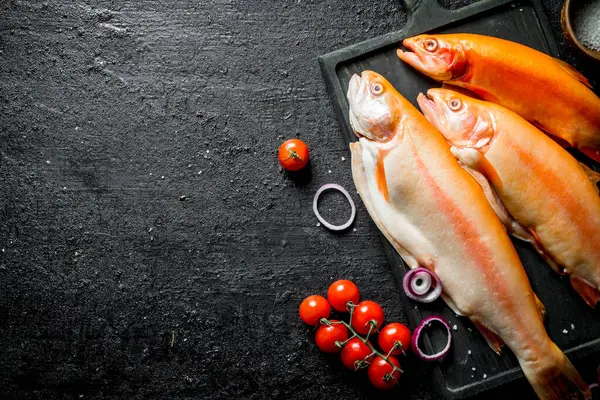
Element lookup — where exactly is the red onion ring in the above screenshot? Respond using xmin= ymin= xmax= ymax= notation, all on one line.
xmin=403 ymin=268 xmax=442 ymax=303
xmin=313 ymin=184 xmax=356 ymax=231
xmin=411 ymin=316 xmax=452 ymax=361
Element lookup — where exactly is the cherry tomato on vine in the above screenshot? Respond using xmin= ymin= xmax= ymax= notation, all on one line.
xmin=340 ymin=337 xmax=374 ymax=371
xmin=351 ymin=300 xmax=384 ymax=335
xmin=315 ymin=321 xmax=348 ymax=353
xmin=378 ymin=323 xmax=411 ymax=355
xmin=368 ymin=355 xmax=402 ymax=390
xmin=299 ymin=295 xmax=331 ymax=326
xmin=327 ymin=280 xmax=360 ymax=312
xmin=278 ymin=139 xmax=309 ymax=171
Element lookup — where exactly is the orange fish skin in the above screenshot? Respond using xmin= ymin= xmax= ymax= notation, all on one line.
xmin=420 ymin=88 xmax=600 ymax=307
xmin=398 ymin=33 xmax=600 ymax=160
xmin=348 ymin=71 xmax=589 ymax=400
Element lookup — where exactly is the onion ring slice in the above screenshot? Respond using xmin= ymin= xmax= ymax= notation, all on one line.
xmin=313 ymin=184 xmax=356 ymax=231
xmin=411 ymin=316 xmax=452 ymax=361
xmin=403 ymin=267 xmax=442 ymax=303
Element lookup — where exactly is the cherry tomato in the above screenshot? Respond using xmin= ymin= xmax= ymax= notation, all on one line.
xmin=340 ymin=337 xmax=374 ymax=371
xmin=299 ymin=295 xmax=331 ymax=326
xmin=278 ymin=139 xmax=309 ymax=171
xmin=327 ymin=280 xmax=360 ymax=312
xmin=378 ymin=323 xmax=411 ymax=355
xmin=315 ymin=321 xmax=349 ymax=353
xmin=351 ymin=300 xmax=384 ymax=335
xmin=368 ymin=355 xmax=402 ymax=390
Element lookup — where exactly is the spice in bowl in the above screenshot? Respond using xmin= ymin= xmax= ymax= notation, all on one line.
xmin=573 ymin=0 xmax=600 ymax=52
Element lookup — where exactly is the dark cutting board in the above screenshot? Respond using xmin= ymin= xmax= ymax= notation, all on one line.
xmin=319 ymin=0 xmax=600 ymax=399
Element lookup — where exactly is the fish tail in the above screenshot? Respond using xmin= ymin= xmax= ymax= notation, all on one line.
xmin=519 ymin=343 xmax=591 ymax=400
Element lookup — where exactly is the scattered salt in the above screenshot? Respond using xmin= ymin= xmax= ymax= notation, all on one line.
xmin=483 ymin=374 xmax=487 ymax=379
xmin=452 ymin=325 xmax=457 ymax=331
xmin=341 ymin=157 xmax=346 ymax=161
xmin=316 ymin=223 xmax=321 ymax=227
xmin=562 ymin=329 xmax=569 ymax=334
xmin=328 ymin=170 xmax=331 ymax=174
xmin=571 ymin=323 xmax=575 ymax=330
xmin=468 ymin=350 xmax=472 ymax=355
xmin=198 ymin=171 xmax=203 ymax=174
xmin=472 ymin=367 xmax=476 ymax=371
xmin=353 ymin=228 xmax=357 ymax=232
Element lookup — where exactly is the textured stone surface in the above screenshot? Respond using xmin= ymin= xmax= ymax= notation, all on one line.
xmin=0 ymin=0 xmax=597 ymax=399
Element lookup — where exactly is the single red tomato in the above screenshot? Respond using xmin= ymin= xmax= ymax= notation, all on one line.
xmin=315 ymin=321 xmax=348 ymax=353
xmin=340 ymin=337 xmax=374 ymax=371
xmin=378 ymin=323 xmax=411 ymax=355
xmin=368 ymin=355 xmax=402 ymax=390
xmin=327 ymin=280 xmax=360 ymax=312
xmin=299 ymin=295 xmax=331 ymax=326
xmin=351 ymin=300 xmax=384 ymax=335
xmin=278 ymin=139 xmax=309 ymax=171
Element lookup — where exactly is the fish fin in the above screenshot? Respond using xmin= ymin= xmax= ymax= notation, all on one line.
xmin=527 ymin=228 xmax=566 ymax=275
xmin=375 ymin=155 xmax=389 ymax=202
xmin=450 ymin=146 xmax=502 ymax=189
xmin=473 ymin=322 xmax=503 ymax=355
xmin=441 ymin=294 xmax=466 ymax=317
xmin=581 ymin=147 xmax=600 ymax=163
xmin=535 ymin=295 xmax=547 ymax=321
xmin=579 ymin=162 xmax=600 ymax=193
xmin=570 ymin=276 xmax=600 ymax=308
xmin=350 ymin=142 xmax=419 ymax=269
xmin=519 ymin=342 xmax=591 ymax=400
xmin=552 ymin=57 xmax=593 ymax=89
xmin=458 ymin=163 xmax=534 ymax=240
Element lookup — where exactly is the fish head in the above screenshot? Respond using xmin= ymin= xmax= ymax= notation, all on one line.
xmin=347 ymin=70 xmax=402 ymax=142
xmin=418 ymin=88 xmax=495 ymax=150
xmin=398 ymin=35 xmax=467 ymax=81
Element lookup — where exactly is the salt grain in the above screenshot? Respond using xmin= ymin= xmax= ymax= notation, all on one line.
xmin=483 ymin=374 xmax=487 ymax=379
xmin=571 ymin=323 xmax=575 ymax=330
xmin=563 ymin=329 xmax=569 ymax=334
xmin=468 ymin=350 xmax=472 ymax=355
xmin=452 ymin=325 xmax=457 ymax=331
xmin=573 ymin=0 xmax=600 ymax=51
xmin=316 ymin=223 xmax=321 ymax=227
xmin=341 ymin=157 xmax=346 ymax=161
xmin=472 ymin=367 xmax=476 ymax=371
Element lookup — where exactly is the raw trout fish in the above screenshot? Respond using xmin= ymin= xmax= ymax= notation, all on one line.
xmin=397 ymin=33 xmax=600 ymax=162
xmin=348 ymin=70 xmax=590 ymax=400
xmin=418 ymin=88 xmax=600 ymax=308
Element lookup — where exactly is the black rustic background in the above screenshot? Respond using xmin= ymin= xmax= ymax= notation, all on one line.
xmin=1 ymin=0 xmax=599 ymax=399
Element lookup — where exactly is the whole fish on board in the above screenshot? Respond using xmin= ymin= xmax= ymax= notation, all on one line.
xmin=418 ymin=87 xmax=600 ymax=308
xmin=348 ymin=70 xmax=590 ymax=400
xmin=397 ymin=33 xmax=600 ymax=162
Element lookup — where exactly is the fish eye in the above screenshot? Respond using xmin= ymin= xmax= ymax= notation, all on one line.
xmin=424 ymin=39 xmax=438 ymax=52
xmin=448 ymin=98 xmax=462 ymax=111
xmin=370 ymin=82 xmax=384 ymax=95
